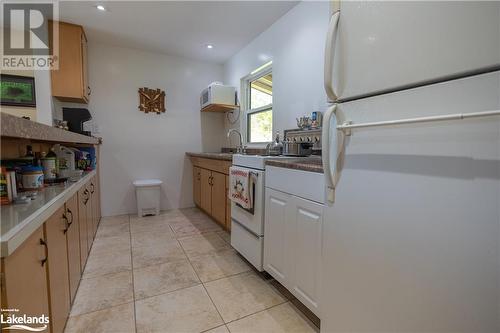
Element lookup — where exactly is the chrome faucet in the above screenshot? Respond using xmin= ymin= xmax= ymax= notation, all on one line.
xmin=227 ymin=129 xmax=245 ymax=154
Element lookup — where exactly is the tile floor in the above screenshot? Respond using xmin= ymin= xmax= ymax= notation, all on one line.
xmin=65 ymin=208 xmax=319 ymax=333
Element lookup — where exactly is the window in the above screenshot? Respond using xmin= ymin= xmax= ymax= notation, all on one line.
xmin=243 ymin=63 xmax=272 ymax=143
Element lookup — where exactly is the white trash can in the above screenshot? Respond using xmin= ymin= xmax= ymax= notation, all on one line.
xmin=133 ymin=179 xmax=162 ymax=217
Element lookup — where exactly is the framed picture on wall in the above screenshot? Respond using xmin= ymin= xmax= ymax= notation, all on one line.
xmin=0 ymin=74 xmax=36 ymax=107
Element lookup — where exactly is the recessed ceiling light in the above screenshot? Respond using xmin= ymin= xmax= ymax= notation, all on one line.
xmin=96 ymin=5 xmax=106 ymax=11
xmin=206 ymin=44 xmax=214 ymax=49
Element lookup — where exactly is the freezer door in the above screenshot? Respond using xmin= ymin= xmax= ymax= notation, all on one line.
xmin=326 ymin=1 xmax=500 ymax=101
xmin=321 ymin=71 xmax=500 ymax=331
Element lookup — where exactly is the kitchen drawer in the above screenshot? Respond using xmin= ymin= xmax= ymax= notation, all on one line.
xmin=265 ymin=166 xmax=325 ymax=204
xmin=230 ymin=220 xmax=263 ymax=271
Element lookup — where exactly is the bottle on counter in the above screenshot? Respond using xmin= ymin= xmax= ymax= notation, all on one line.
xmin=41 ymin=151 xmax=57 ymax=180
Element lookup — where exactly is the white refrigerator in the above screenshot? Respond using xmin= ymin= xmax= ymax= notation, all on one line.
xmin=321 ymin=1 xmax=500 ymax=332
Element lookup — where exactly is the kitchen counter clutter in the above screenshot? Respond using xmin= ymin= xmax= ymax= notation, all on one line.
xmin=266 ymin=156 xmax=323 ymax=173
xmin=1 ymin=170 xmax=95 ymax=257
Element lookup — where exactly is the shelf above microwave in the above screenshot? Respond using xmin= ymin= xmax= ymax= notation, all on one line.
xmin=201 ymin=103 xmax=239 ymax=113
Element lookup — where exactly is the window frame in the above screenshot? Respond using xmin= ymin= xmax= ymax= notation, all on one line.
xmin=241 ymin=63 xmax=273 ymax=144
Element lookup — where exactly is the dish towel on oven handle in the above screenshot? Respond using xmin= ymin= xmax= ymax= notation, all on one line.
xmin=229 ymin=166 xmax=253 ymax=209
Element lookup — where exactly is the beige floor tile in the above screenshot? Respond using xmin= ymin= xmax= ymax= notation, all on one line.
xmin=178 ymin=233 xmax=231 ymax=258
xmin=226 ymin=302 xmax=319 ymax=333
xmin=70 ymin=271 xmax=133 ymax=316
xmin=130 ymin=218 xmax=173 ymax=235
xmin=203 ymin=325 xmax=230 ymax=333
xmin=204 ymin=272 xmax=287 ymax=323
xmin=64 ymin=302 xmax=135 ymax=333
xmin=100 ymin=215 xmax=129 ymax=226
xmin=133 ymin=259 xmax=200 ymax=299
xmin=170 ymin=220 xmax=222 ymax=238
xmin=131 ymin=229 xmax=176 ymax=248
xmin=95 ymin=222 xmax=130 ymax=239
xmin=190 ymin=249 xmax=250 ymax=282
xmin=135 ymin=284 xmax=223 ymax=333
xmin=132 ymin=241 xmax=186 ymax=268
xmin=83 ymin=249 xmax=132 ymax=279
xmin=90 ymin=234 xmax=131 ymax=255
xmin=216 ymin=231 xmax=231 ymax=244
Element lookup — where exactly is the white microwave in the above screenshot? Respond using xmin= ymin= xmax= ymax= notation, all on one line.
xmin=200 ymin=84 xmax=236 ymax=109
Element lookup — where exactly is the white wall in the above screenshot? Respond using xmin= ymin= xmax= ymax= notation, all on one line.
xmin=223 ymin=1 xmax=330 ymax=144
xmin=87 ymin=43 xmax=225 ymax=216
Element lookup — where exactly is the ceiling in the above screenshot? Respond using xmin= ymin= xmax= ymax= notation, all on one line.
xmin=59 ymin=1 xmax=299 ymax=64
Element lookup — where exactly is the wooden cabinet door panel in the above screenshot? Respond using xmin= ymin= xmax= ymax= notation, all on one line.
xmin=65 ymin=193 xmax=81 ymax=304
xmin=193 ymin=166 xmax=201 ymax=207
xmin=85 ymin=184 xmax=94 ymax=248
xmin=1 ymin=226 xmax=50 ymax=331
xmin=263 ymin=188 xmax=291 ymax=286
xmin=225 ymin=175 xmax=231 ymax=231
xmin=211 ymin=171 xmax=226 ymax=226
xmin=45 ymin=206 xmax=71 ymax=333
xmin=200 ymin=169 xmax=212 ymax=214
xmin=77 ymin=187 xmax=88 ymax=269
xmin=90 ymin=178 xmax=98 ymax=236
xmin=81 ymin=31 xmax=89 ymax=101
xmin=289 ymin=196 xmax=323 ymax=315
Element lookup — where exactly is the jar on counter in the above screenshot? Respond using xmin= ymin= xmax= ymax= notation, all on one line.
xmin=41 ymin=157 xmax=57 ymax=180
xmin=21 ymin=166 xmax=44 ymax=190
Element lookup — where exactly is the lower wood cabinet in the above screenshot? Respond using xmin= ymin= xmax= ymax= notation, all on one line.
xmin=190 ymin=157 xmax=231 ymax=230
xmin=1 ymin=174 xmax=101 ymax=333
xmin=264 ymin=187 xmax=323 ymax=317
xmin=45 ymin=206 xmax=71 ymax=333
xmin=1 ymin=226 xmax=50 ymax=332
xmin=77 ymin=186 xmax=89 ymax=269
xmin=65 ymin=193 xmax=81 ymax=304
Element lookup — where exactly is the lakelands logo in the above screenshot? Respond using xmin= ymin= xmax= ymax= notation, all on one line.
xmin=1 ymin=1 xmax=59 ymax=70
xmin=1 ymin=308 xmax=49 ymax=331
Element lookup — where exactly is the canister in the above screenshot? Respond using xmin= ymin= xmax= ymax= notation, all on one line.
xmin=41 ymin=157 xmax=57 ymax=180
xmin=21 ymin=166 xmax=44 ymax=190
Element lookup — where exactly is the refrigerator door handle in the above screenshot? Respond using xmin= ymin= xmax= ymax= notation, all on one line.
xmin=322 ymin=104 xmax=337 ymax=203
xmin=324 ymin=10 xmax=340 ymax=102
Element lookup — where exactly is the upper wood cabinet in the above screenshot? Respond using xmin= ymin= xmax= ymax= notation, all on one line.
xmin=50 ymin=21 xmax=90 ymax=103
xmin=1 ymin=226 xmax=50 ymax=332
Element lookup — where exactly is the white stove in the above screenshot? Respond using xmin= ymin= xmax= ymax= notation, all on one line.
xmin=230 ymin=154 xmax=298 ymax=270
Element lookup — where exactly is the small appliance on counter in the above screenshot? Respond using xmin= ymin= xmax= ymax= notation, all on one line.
xmin=282 ymin=128 xmax=322 ymax=156
xmin=62 ymin=107 xmax=92 ymax=136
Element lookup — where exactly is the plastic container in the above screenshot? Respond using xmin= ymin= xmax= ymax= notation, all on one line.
xmin=21 ymin=166 xmax=44 ymax=190
xmin=41 ymin=157 xmax=57 ymax=180
xmin=133 ymin=179 xmax=162 ymax=217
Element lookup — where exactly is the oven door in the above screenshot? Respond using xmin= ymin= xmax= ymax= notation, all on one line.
xmin=231 ymin=169 xmax=265 ymax=236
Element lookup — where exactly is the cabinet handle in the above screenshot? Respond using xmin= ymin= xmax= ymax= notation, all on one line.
xmin=84 ymin=189 xmax=90 ymax=204
xmin=62 ymin=213 xmax=70 ymax=234
xmin=40 ymin=238 xmax=48 ymax=267
xmin=90 ymin=183 xmax=95 ymax=194
xmin=87 ymin=86 xmax=91 ymax=96
xmin=197 ymin=172 xmax=201 ymax=181
xmin=66 ymin=208 xmax=73 ymax=226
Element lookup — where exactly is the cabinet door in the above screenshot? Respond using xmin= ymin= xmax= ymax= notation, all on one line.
xmin=81 ymin=31 xmax=89 ymax=101
xmin=263 ymin=188 xmax=292 ymax=286
xmin=77 ymin=187 xmax=88 ymax=269
xmin=1 ymin=226 xmax=50 ymax=331
xmin=85 ymin=184 xmax=94 ymax=246
xmin=45 ymin=206 xmax=71 ymax=333
xmin=225 ymin=175 xmax=231 ymax=231
xmin=65 ymin=193 xmax=81 ymax=304
xmin=200 ymin=168 xmax=212 ymax=214
xmin=289 ymin=196 xmax=323 ymax=316
xmin=90 ymin=178 xmax=98 ymax=235
xmin=193 ymin=166 xmax=201 ymax=207
xmin=211 ymin=171 xmax=226 ymax=226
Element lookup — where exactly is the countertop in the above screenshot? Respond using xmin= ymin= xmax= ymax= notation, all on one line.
xmin=186 ymin=152 xmax=233 ymax=161
xmin=266 ymin=156 xmax=323 ymax=173
xmin=1 ymin=113 xmax=100 ymax=145
xmin=0 ymin=170 xmax=96 ymax=257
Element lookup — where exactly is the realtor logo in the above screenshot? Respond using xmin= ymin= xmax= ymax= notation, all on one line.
xmin=1 ymin=1 xmax=59 ymax=70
